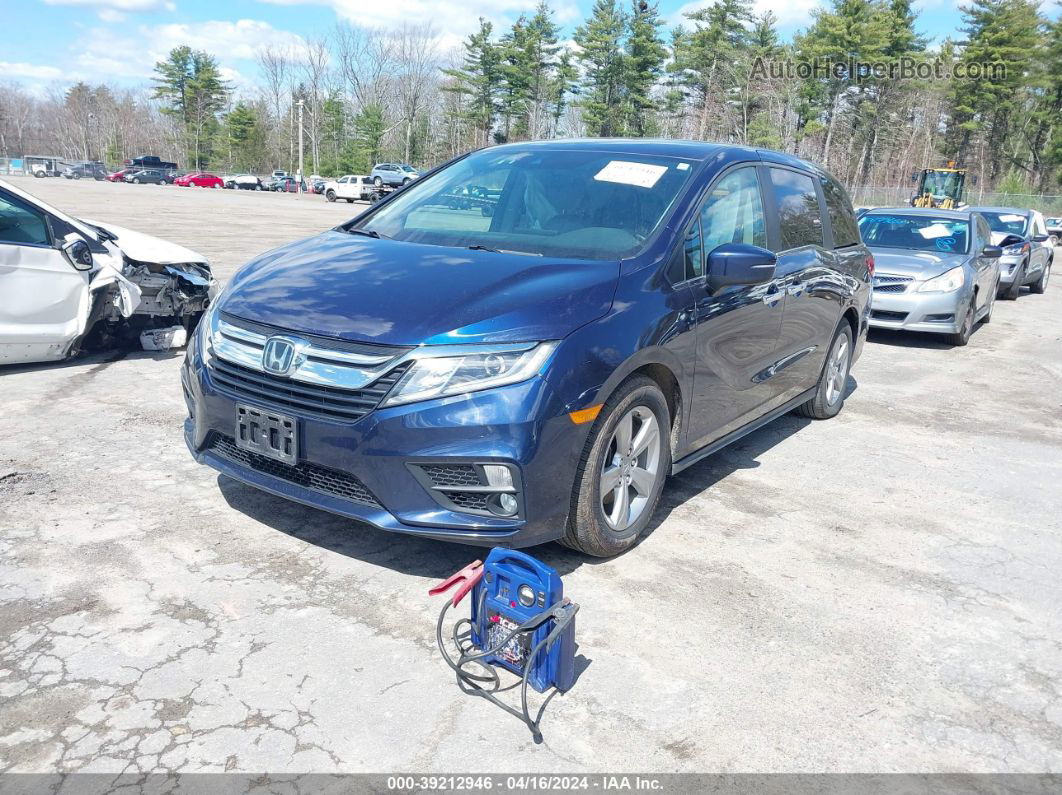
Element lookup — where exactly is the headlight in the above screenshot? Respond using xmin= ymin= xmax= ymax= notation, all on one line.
xmin=381 ymin=342 xmax=558 ymax=407
xmin=196 ymin=297 xmax=221 ymax=364
xmin=918 ymin=266 xmax=965 ymax=293
xmin=1002 ymin=242 xmax=1029 ymax=256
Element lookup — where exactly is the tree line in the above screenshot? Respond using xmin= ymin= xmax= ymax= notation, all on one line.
xmin=1 ymin=0 xmax=1060 ymax=197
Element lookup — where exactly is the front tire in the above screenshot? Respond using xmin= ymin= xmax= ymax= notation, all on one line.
xmin=373 ymin=176 xmax=383 ymax=187
xmin=795 ymin=322 xmax=853 ymax=420
xmin=1030 ymin=261 xmax=1051 ymax=294
xmin=946 ymin=296 xmax=975 ymax=346
xmin=326 ymin=190 xmax=336 ymax=202
xmin=563 ymin=376 xmax=671 ymax=557
xmin=133 ymin=178 xmax=140 ymax=184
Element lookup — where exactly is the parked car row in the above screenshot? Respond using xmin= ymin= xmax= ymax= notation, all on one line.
xmin=858 ymin=206 xmax=1054 ymax=345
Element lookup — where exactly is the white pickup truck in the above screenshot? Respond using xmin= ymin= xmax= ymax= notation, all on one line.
xmin=323 ymin=175 xmax=373 ymax=203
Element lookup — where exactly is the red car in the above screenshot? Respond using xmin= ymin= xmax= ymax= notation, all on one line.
xmin=174 ymin=172 xmax=223 ymax=188
xmin=106 ymin=169 xmax=132 ymax=182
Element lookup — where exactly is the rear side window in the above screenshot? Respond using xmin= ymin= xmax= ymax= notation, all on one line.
xmin=699 ymin=167 xmax=766 ymax=253
xmin=768 ymin=168 xmax=823 ymax=250
xmin=821 ymin=177 xmax=861 ymax=248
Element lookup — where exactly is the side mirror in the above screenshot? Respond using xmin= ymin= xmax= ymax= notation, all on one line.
xmin=981 ymin=245 xmax=1002 ymax=259
xmin=911 ymin=172 xmax=919 ymax=183
xmin=1032 ymin=233 xmax=1049 ymax=243
xmin=706 ymin=243 xmax=777 ymax=293
xmin=60 ymin=233 xmax=93 ymax=271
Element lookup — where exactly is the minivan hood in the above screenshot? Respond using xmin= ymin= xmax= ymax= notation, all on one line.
xmin=220 ymin=231 xmax=619 ymax=346
xmin=868 ymin=248 xmax=969 ymax=279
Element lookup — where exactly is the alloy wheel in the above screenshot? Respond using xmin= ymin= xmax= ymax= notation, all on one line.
xmin=599 ymin=407 xmax=662 ymax=533
xmin=824 ymin=334 xmax=850 ymax=406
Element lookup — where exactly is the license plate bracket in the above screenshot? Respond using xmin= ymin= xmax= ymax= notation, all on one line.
xmin=235 ymin=403 xmax=298 ymax=465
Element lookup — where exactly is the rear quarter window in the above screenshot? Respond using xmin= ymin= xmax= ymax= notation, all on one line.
xmin=821 ymin=177 xmax=861 ymax=248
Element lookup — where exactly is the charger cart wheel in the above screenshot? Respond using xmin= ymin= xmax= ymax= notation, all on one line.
xmin=796 ymin=321 xmax=853 ymax=420
xmin=1030 ymin=261 xmax=1051 ymax=294
xmin=564 ymin=376 xmax=671 ymax=557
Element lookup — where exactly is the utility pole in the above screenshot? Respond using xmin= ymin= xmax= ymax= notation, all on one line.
xmin=297 ymin=98 xmax=304 ymax=198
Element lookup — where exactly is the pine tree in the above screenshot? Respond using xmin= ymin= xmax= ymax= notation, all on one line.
xmin=624 ymin=0 xmax=667 ymax=136
xmin=152 ymin=46 xmax=229 ymax=168
xmin=442 ymin=19 xmax=503 ymax=147
xmin=574 ymin=0 xmax=628 ymax=136
xmin=945 ymin=0 xmax=1043 ymax=181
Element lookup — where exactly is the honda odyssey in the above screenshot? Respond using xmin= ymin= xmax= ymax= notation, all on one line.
xmin=183 ymin=140 xmax=872 ymax=556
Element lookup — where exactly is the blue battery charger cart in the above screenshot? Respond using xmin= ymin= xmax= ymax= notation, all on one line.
xmin=430 ymin=548 xmax=579 ymax=741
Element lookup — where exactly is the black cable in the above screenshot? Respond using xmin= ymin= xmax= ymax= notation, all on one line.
xmin=435 ymin=595 xmax=578 ymax=742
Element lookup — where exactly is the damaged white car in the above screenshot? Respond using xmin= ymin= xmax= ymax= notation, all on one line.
xmin=0 ymin=179 xmax=217 ymax=366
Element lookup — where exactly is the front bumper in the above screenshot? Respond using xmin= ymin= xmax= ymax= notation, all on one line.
xmin=869 ymin=287 xmax=968 ymax=334
xmin=998 ymin=255 xmax=1023 ymax=286
xmin=182 ymin=350 xmax=586 ymax=548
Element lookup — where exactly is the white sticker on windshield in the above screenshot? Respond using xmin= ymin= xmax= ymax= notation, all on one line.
xmin=999 ymin=214 xmax=1025 ymax=222
xmin=677 ymin=162 xmax=690 ymax=171
xmin=594 ymin=160 xmax=668 ymax=188
xmin=918 ymin=224 xmax=953 ymax=239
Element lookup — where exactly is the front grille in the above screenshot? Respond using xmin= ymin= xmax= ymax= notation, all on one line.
xmin=221 ymin=312 xmax=411 ymax=358
xmin=208 ymin=358 xmax=410 ymax=422
xmin=210 ymin=434 xmax=381 ymax=507
xmin=873 ymin=274 xmax=913 ymax=293
xmin=421 ymin=464 xmax=481 ymax=488
xmin=444 ymin=491 xmax=490 ymax=511
xmin=871 ymin=309 xmax=909 ymax=322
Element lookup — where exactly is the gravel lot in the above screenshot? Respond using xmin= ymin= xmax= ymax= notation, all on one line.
xmin=2 ymin=175 xmax=1061 ymax=774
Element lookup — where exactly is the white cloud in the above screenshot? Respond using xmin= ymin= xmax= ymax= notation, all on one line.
xmin=98 ymin=8 xmax=128 ymax=21
xmin=670 ymin=0 xmax=825 ymax=32
xmin=43 ymin=0 xmax=175 ymax=9
xmin=0 ymin=61 xmax=64 ymax=80
xmin=73 ymin=18 xmax=310 ymax=82
xmin=260 ymin=0 xmax=578 ymax=53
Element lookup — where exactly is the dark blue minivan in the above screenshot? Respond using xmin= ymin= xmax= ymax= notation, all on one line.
xmin=183 ymin=140 xmax=872 ymax=556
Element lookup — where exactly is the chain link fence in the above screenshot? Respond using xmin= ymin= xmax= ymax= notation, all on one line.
xmin=849 ymin=185 xmax=1062 ymax=214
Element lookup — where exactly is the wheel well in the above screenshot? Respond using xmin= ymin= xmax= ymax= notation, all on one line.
xmin=842 ymin=307 xmax=859 ymax=340
xmin=631 ymin=363 xmax=680 ymax=428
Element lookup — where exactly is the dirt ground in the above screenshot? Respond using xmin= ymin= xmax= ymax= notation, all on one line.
xmin=2 ymin=175 xmax=1061 ymax=774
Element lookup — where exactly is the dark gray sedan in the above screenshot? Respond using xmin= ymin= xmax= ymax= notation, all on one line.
xmin=858 ymin=208 xmax=1002 ymax=346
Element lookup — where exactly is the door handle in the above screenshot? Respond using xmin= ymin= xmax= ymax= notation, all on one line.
xmin=787 ymin=281 xmax=805 ymax=297
xmin=762 ymin=288 xmax=783 ymax=306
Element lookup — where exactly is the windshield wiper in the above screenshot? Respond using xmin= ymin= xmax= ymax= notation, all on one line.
xmin=346 ymin=227 xmax=388 ymax=240
xmin=465 ymin=244 xmax=542 ymax=256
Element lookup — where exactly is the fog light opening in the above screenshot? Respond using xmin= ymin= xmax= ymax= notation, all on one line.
xmin=492 ymin=492 xmax=519 ymax=517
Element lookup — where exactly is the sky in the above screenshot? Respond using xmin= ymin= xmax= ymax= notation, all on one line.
xmin=1 ymin=0 xmax=1058 ymax=96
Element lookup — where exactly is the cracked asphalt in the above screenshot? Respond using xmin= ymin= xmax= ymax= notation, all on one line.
xmin=1 ymin=176 xmax=1061 ymax=774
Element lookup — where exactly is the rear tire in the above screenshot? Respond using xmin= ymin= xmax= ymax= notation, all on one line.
xmin=1030 ymin=261 xmax=1051 ymax=294
xmin=562 ymin=376 xmax=671 ymax=558
xmin=795 ymin=321 xmax=853 ymax=420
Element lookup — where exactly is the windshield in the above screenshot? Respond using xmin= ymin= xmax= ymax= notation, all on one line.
xmin=400 ymin=165 xmax=416 ymax=173
xmin=858 ymin=214 xmax=970 ymax=254
xmin=979 ymin=211 xmax=1028 ymax=236
xmin=356 ymin=148 xmax=695 ymax=259
xmin=1045 ymin=217 xmax=1060 ymax=226
xmin=921 ymin=170 xmax=963 ymax=198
